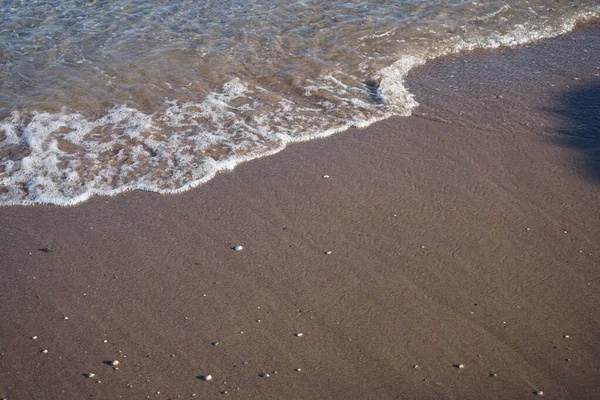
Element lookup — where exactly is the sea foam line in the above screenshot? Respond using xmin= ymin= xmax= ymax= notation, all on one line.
xmin=0 ymin=8 xmax=598 ymax=207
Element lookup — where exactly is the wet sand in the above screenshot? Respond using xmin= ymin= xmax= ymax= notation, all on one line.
xmin=1 ymin=24 xmax=599 ymax=400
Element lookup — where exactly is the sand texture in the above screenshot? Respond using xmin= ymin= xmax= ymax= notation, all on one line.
xmin=1 ymin=24 xmax=599 ymax=400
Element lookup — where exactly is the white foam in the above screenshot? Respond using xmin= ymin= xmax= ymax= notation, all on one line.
xmin=0 ymin=8 xmax=598 ymax=207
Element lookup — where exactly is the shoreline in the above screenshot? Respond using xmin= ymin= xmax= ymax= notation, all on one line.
xmin=1 ymin=23 xmax=599 ymax=400
xmin=1 ymin=16 xmax=598 ymax=208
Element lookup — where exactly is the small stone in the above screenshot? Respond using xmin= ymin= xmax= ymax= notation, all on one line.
xmin=103 ymin=339 xmax=108 ymax=343
xmin=31 ymin=336 xmax=38 ymax=340
xmin=324 ymin=251 xmax=332 ymax=255
xmin=211 ymin=341 xmax=219 ymax=346
xmin=259 ymin=373 xmax=270 ymax=378
xmin=86 ymin=373 xmax=96 ymax=378
xmin=64 ymin=317 xmax=69 ymax=320
xmin=202 ymin=375 xmax=213 ymax=381
xmin=233 ymin=245 xmax=243 ymax=251
xmin=295 ymin=368 xmax=302 ymax=372
xmin=41 ymin=349 xmax=48 ymax=354
xmin=412 ymin=365 xmax=419 ymax=369
xmin=489 ymin=373 xmax=497 ymax=377
xmin=563 ymin=335 xmax=570 ymax=339
xmin=322 ymin=175 xmax=330 ymax=178
xmin=294 ymin=332 xmax=303 ymax=337
xmin=111 ymin=360 xmax=120 ymax=366
xmin=242 ymin=361 xmax=248 ymax=365
xmin=534 ymin=390 xmax=544 ymax=396
xmin=453 ymin=363 xmax=464 ymax=369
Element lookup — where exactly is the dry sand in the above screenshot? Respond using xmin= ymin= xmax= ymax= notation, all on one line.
xmin=1 ymin=24 xmax=599 ymax=400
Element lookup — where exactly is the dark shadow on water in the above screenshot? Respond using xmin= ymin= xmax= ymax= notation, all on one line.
xmin=364 ymin=79 xmax=384 ymax=104
xmin=551 ymin=82 xmax=600 ymax=182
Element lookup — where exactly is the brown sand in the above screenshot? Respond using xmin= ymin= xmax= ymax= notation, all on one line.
xmin=1 ymin=25 xmax=599 ymax=400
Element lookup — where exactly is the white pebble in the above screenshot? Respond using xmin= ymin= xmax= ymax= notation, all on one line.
xmin=325 ymin=251 xmax=332 ymax=255
xmin=563 ymin=335 xmax=570 ymax=339
xmin=233 ymin=245 xmax=243 ymax=251
xmin=87 ymin=373 xmax=95 ymax=378
xmin=322 ymin=175 xmax=330 ymax=178
xmin=31 ymin=336 xmax=38 ymax=340
xmin=203 ymin=375 xmax=213 ymax=381
xmin=41 ymin=349 xmax=48 ymax=354
xmin=111 ymin=360 xmax=120 ymax=366
xmin=294 ymin=332 xmax=303 ymax=337
xmin=535 ymin=390 xmax=544 ymax=396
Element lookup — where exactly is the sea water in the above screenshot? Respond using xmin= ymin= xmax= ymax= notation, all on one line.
xmin=0 ymin=0 xmax=597 ymax=206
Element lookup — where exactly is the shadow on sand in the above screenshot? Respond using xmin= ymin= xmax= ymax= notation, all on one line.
xmin=551 ymin=82 xmax=600 ymax=182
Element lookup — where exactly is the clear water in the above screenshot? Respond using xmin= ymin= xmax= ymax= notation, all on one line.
xmin=0 ymin=0 xmax=598 ymax=205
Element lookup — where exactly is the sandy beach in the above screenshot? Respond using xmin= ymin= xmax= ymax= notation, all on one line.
xmin=1 ymin=23 xmax=599 ymax=400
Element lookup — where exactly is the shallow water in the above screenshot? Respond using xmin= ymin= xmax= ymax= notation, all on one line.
xmin=0 ymin=0 xmax=598 ymax=205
